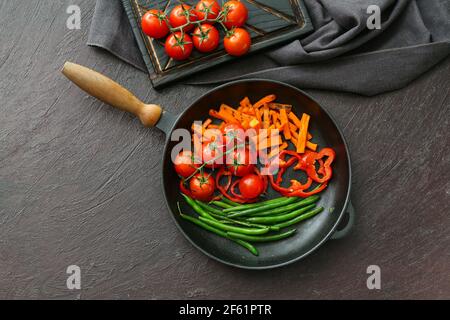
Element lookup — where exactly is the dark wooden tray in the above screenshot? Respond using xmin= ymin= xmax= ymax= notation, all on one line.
xmin=122 ymin=0 xmax=313 ymax=89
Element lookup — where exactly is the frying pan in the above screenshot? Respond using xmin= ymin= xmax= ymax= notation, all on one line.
xmin=62 ymin=62 xmax=354 ymax=269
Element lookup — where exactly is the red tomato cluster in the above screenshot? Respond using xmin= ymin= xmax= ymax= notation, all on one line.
xmin=141 ymin=0 xmax=251 ymax=60
xmin=173 ymin=123 xmax=266 ymax=203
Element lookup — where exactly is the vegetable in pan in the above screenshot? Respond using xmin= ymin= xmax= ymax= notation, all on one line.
xmin=173 ymin=94 xmax=335 ymax=255
xmin=178 ymin=195 xmax=324 ymax=256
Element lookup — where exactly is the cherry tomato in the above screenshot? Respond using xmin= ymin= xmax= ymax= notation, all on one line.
xmin=141 ymin=10 xmax=170 ymax=39
xmin=195 ymin=0 xmax=221 ymax=20
xmin=165 ymin=32 xmax=193 ymax=60
xmin=224 ymin=28 xmax=251 ymax=56
xmin=239 ymin=174 xmax=264 ymax=199
xmin=226 ymin=148 xmax=255 ymax=177
xmin=192 ymin=24 xmax=220 ymax=53
xmin=189 ymin=173 xmax=216 ymax=201
xmin=223 ymin=0 xmax=248 ymax=29
xmin=202 ymin=141 xmax=224 ymax=169
xmin=174 ymin=151 xmax=200 ymax=178
xmin=169 ymin=4 xmax=198 ymax=32
xmin=222 ymin=123 xmax=244 ymax=147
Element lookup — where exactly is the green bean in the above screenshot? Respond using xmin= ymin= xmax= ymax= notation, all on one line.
xmin=181 ymin=194 xmax=215 ymax=220
xmin=179 ymin=212 xmax=258 ymax=256
xmin=228 ymin=197 xmax=300 ymax=218
xmin=227 ymin=229 xmax=297 ymax=243
xmin=210 ymin=201 xmax=233 ymax=209
xmin=220 ymin=197 xmax=240 ymax=207
xmin=194 ymin=199 xmax=279 ymax=230
xmin=273 ymin=207 xmax=324 ymax=229
xmin=247 ymin=196 xmax=320 ymax=217
xmin=198 ymin=216 xmax=270 ymax=235
xmin=223 ymin=196 xmax=294 ymax=213
xmin=247 ymin=204 xmax=317 ymax=224
xmin=195 ymin=200 xmax=225 ymax=216
xmin=206 ymin=210 xmax=280 ymax=231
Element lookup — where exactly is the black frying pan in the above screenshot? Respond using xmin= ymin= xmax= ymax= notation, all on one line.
xmin=62 ymin=62 xmax=354 ymax=269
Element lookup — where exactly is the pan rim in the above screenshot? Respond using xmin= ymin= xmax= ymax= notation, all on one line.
xmin=161 ymin=79 xmax=352 ymax=270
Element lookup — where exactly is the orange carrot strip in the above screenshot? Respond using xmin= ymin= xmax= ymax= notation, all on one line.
xmin=209 ymin=109 xmax=239 ymax=124
xmin=296 ymin=113 xmax=310 ymax=153
xmin=268 ymin=142 xmax=288 ymax=158
xmin=202 ymin=118 xmax=212 ymax=129
xmin=280 ymin=109 xmax=291 ymax=140
xmin=258 ymin=136 xmax=282 ymax=150
xmin=253 ymin=94 xmax=276 ymax=108
xmin=263 ymin=106 xmax=270 ymax=129
xmin=306 ymin=141 xmax=317 ymax=151
xmin=240 ymin=97 xmax=252 ymax=108
xmin=270 ymin=111 xmax=278 ymax=126
xmin=255 ymin=108 xmax=262 ymax=124
xmin=288 ymin=112 xmax=302 ymax=128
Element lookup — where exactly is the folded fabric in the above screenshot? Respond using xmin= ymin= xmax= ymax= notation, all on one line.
xmin=88 ymin=0 xmax=450 ymax=96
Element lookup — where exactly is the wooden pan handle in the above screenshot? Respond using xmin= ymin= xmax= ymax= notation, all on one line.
xmin=61 ymin=62 xmax=162 ymax=127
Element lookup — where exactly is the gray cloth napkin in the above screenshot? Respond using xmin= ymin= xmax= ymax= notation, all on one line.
xmin=88 ymin=0 xmax=450 ymax=96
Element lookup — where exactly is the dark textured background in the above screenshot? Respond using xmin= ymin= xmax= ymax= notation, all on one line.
xmin=0 ymin=1 xmax=449 ymax=299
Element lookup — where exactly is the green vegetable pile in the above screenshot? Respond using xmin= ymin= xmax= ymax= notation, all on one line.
xmin=178 ymin=194 xmax=324 ymax=256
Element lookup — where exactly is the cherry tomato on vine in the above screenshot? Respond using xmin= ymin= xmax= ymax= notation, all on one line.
xmin=224 ymin=28 xmax=251 ymax=56
xmin=226 ymin=148 xmax=255 ymax=177
xmin=223 ymin=0 xmax=248 ymax=29
xmin=192 ymin=24 xmax=220 ymax=53
xmin=195 ymin=0 xmax=221 ymax=20
xmin=165 ymin=32 xmax=193 ymax=60
xmin=202 ymin=141 xmax=225 ymax=169
xmin=174 ymin=151 xmax=200 ymax=178
xmin=141 ymin=9 xmax=170 ymax=39
xmin=189 ymin=172 xmax=216 ymax=201
xmin=169 ymin=4 xmax=198 ymax=32
xmin=239 ymin=174 xmax=264 ymax=199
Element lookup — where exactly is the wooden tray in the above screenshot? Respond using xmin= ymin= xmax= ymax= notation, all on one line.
xmin=122 ymin=0 xmax=313 ymax=88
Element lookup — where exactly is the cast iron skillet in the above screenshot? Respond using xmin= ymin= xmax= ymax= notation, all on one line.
xmin=62 ymin=62 xmax=354 ymax=269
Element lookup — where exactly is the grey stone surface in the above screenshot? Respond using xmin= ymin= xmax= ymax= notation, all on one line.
xmin=0 ymin=0 xmax=449 ymax=299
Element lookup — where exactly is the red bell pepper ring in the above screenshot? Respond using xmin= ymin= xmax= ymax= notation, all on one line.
xmin=216 ymin=167 xmax=232 ymax=191
xmin=302 ymin=148 xmax=335 ymax=183
xmin=284 ymin=183 xmax=328 ymax=197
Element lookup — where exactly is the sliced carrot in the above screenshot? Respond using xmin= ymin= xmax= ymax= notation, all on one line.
xmin=254 ymin=107 xmax=262 ymax=124
xmin=306 ymin=141 xmax=317 ymax=151
xmin=296 ymin=113 xmax=310 ymax=153
xmin=209 ymin=109 xmax=239 ymax=124
xmin=280 ymin=109 xmax=291 ymax=140
xmin=268 ymin=103 xmax=292 ymax=112
xmin=240 ymin=97 xmax=252 ymax=108
xmin=244 ymin=108 xmax=255 ymax=116
xmin=288 ymin=112 xmax=302 ymax=128
xmin=263 ymin=106 xmax=270 ymax=129
xmin=270 ymin=111 xmax=278 ymax=126
xmin=202 ymin=118 xmax=212 ymax=129
xmin=253 ymin=94 xmax=276 ymax=108
xmin=258 ymin=136 xmax=282 ymax=150
xmin=268 ymin=142 xmax=288 ymax=158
